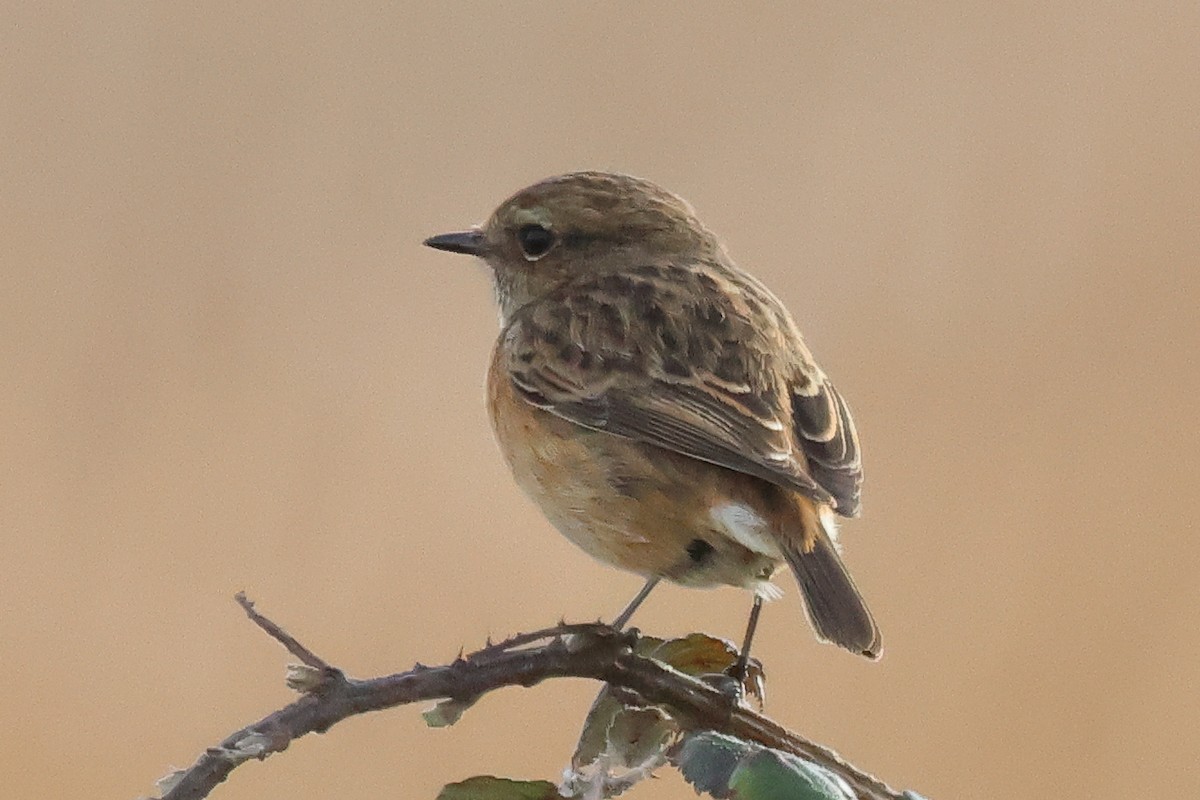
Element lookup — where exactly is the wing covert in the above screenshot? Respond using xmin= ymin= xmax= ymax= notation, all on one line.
xmin=501 ymin=270 xmax=837 ymax=505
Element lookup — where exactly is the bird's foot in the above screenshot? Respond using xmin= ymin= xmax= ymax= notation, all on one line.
xmin=701 ymin=671 xmax=747 ymax=704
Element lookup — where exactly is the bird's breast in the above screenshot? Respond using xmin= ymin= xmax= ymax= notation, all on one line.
xmin=485 ymin=339 xmax=786 ymax=591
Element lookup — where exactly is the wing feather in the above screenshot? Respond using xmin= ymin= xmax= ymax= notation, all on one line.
xmin=792 ymin=379 xmax=863 ymax=516
xmin=502 ymin=266 xmax=846 ymax=505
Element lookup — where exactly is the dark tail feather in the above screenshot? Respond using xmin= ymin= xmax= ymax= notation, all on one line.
xmin=785 ymin=525 xmax=882 ymax=659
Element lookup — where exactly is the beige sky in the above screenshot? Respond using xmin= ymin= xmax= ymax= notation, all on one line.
xmin=2 ymin=4 xmax=1198 ymax=799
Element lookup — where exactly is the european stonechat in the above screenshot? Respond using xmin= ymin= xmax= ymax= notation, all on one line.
xmin=425 ymin=172 xmax=881 ymax=661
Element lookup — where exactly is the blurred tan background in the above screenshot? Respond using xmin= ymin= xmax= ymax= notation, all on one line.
xmin=3 ymin=4 xmax=1198 ymax=799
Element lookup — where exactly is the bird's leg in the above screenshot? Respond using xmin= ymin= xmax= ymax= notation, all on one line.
xmin=729 ymin=594 xmax=764 ymax=683
xmin=611 ymin=577 xmax=660 ymax=630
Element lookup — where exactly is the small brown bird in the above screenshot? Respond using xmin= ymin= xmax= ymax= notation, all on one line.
xmin=425 ymin=172 xmax=881 ymax=661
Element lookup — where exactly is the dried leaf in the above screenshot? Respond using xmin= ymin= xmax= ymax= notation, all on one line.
xmin=606 ymin=706 xmax=674 ymax=768
xmin=564 ymin=632 xmax=766 ymax=798
xmin=649 ymin=633 xmax=765 ymax=705
xmin=285 ymin=663 xmax=326 ymax=693
xmin=422 ymin=696 xmax=479 ymax=728
xmin=154 ymin=767 xmax=187 ymax=796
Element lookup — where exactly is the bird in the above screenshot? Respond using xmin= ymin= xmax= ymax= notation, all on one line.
xmin=424 ymin=171 xmax=881 ymax=665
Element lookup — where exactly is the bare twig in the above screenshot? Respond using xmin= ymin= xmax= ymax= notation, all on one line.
xmin=151 ymin=596 xmax=905 ymax=800
xmin=234 ymin=591 xmax=329 ymax=670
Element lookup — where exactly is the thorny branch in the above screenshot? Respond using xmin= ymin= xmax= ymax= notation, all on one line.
xmin=150 ymin=594 xmax=906 ymax=800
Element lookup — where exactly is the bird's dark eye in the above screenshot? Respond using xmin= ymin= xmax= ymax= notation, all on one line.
xmin=516 ymin=224 xmax=556 ymax=260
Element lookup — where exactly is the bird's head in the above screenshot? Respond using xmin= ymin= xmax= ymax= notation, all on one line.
xmin=425 ymin=171 xmax=722 ymax=318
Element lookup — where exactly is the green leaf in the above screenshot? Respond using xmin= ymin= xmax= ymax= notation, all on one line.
xmin=675 ymin=732 xmax=855 ymax=800
xmin=729 ymin=749 xmax=853 ymax=800
xmin=674 ymin=731 xmax=755 ymax=798
xmin=436 ymin=776 xmax=563 ymax=800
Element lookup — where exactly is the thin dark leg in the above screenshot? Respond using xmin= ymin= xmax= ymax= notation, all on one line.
xmin=611 ymin=577 xmax=660 ymax=630
xmin=731 ymin=595 xmax=764 ymax=682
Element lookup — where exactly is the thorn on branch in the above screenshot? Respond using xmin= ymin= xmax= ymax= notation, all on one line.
xmin=150 ymin=597 xmax=908 ymax=800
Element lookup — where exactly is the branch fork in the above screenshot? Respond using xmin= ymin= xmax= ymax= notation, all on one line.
xmin=147 ymin=595 xmax=905 ymax=800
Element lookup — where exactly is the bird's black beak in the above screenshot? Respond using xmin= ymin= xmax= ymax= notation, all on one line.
xmin=423 ymin=229 xmax=486 ymax=256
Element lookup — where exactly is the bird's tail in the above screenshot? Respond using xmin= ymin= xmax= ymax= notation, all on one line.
xmin=784 ymin=503 xmax=882 ymax=659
